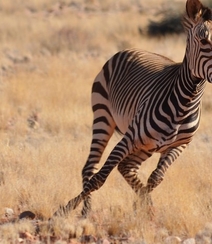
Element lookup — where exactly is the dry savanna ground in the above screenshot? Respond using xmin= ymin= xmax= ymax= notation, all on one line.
xmin=1 ymin=0 xmax=212 ymax=243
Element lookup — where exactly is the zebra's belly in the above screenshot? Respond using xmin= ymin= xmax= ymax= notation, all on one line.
xmin=154 ymin=133 xmax=193 ymax=152
xmin=132 ymin=129 xmax=194 ymax=153
xmin=112 ymin=105 xmax=200 ymax=152
xmin=135 ymin=123 xmax=198 ymax=153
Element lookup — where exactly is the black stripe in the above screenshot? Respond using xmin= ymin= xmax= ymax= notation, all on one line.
xmin=92 ymin=81 xmax=108 ymax=99
xmin=93 ymin=129 xmax=110 ymax=135
xmin=92 ymin=104 xmax=112 ymax=116
xmin=103 ymin=61 xmax=110 ymax=84
xmin=94 ymin=116 xmax=110 ymax=126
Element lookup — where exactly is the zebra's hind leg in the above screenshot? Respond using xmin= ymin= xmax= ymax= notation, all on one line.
xmin=81 ymin=136 xmax=116 ymax=217
xmin=81 ymin=100 xmax=116 ymax=217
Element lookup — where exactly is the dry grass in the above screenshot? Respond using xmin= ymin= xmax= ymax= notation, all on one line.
xmin=0 ymin=0 xmax=212 ymax=243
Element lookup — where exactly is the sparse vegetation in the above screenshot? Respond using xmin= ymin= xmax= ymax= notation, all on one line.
xmin=147 ymin=16 xmax=184 ymax=36
xmin=0 ymin=0 xmax=212 ymax=243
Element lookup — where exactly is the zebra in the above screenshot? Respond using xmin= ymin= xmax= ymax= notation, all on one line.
xmin=53 ymin=0 xmax=212 ymax=217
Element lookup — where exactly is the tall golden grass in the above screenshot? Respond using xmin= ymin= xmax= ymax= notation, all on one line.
xmin=0 ymin=0 xmax=212 ymax=242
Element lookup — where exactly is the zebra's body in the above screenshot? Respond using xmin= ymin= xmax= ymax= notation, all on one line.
xmin=53 ymin=0 xmax=212 ymax=217
xmin=95 ymin=48 xmax=202 ymax=152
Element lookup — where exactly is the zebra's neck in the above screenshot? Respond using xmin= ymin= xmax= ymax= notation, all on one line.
xmin=159 ymin=55 xmax=206 ymax=120
xmin=176 ymin=53 xmax=207 ymax=105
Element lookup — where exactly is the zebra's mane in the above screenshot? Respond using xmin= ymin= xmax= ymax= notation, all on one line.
xmin=201 ymin=7 xmax=212 ymax=21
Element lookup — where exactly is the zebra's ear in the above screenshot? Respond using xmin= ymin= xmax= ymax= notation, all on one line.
xmin=186 ymin=0 xmax=204 ymax=22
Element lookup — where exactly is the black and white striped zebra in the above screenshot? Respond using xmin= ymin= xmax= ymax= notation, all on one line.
xmin=54 ymin=0 xmax=212 ymax=217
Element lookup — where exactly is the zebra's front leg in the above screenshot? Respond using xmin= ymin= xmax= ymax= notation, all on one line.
xmin=142 ymin=145 xmax=187 ymax=194
xmin=117 ymin=151 xmax=151 ymax=193
xmin=117 ymin=151 xmax=153 ymax=212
